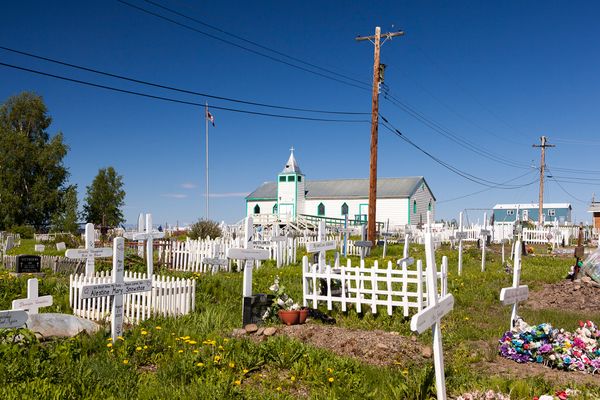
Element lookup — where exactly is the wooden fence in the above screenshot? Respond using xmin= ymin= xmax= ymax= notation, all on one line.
xmin=69 ymin=271 xmax=195 ymax=324
xmin=302 ymin=256 xmax=448 ymax=316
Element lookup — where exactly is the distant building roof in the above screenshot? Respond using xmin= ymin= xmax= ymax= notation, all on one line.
xmin=280 ymin=148 xmax=302 ymax=175
xmin=246 ymin=177 xmax=433 ymax=200
xmin=588 ymin=202 xmax=600 ymax=213
xmin=493 ymin=203 xmax=572 ymax=210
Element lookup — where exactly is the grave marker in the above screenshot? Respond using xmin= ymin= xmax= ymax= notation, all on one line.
xmin=499 ymin=237 xmax=528 ymax=330
xmin=5 ymin=235 xmax=15 ymax=251
xmin=481 ymin=212 xmax=489 ymax=272
xmin=79 ymin=237 xmax=152 ymax=341
xmin=381 ymin=232 xmax=394 ymax=258
xmin=34 ymin=244 xmax=45 ymax=252
xmin=65 ymin=223 xmax=111 ymax=277
xmin=12 ymin=278 xmax=53 ymax=314
xmin=137 ymin=213 xmax=145 ymax=257
xmin=56 ymin=242 xmax=66 ymax=251
xmin=304 ymin=220 xmax=334 ymax=272
xmin=16 ymin=255 xmax=41 ymax=274
xmin=457 ymin=212 xmax=465 ymax=275
xmin=0 ymin=310 xmax=28 ymax=329
xmin=410 ymin=211 xmax=453 ymax=400
xmin=130 ymin=214 xmax=165 ymax=277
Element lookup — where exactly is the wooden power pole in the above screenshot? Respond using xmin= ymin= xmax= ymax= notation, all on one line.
xmin=356 ymin=26 xmax=404 ymax=244
xmin=532 ymin=136 xmax=555 ymax=225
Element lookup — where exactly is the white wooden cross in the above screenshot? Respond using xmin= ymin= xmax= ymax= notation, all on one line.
xmin=271 ymin=224 xmax=287 ymax=267
xmin=500 ymin=236 xmax=529 ymax=330
xmin=137 ymin=213 xmax=145 ymax=257
xmin=455 ymin=212 xmax=466 ymax=275
xmin=65 ymin=223 xmax=112 ymax=277
xmin=402 ymin=229 xmax=411 ymax=259
xmin=0 ymin=310 xmax=28 ymax=329
xmin=128 ymin=213 xmax=165 ymax=277
xmin=410 ymin=211 xmax=454 ymax=400
xmin=382 ymin=232 xmax=394 ymax=258
xmin=12 ymin=278 xmax=53 ymax=314
xmin=305 ymin=220 xmax=336 ymax=272
xmin=227 ymin=216 xmax=270 ymax=297
xmin=480 ymin=212 xmax=490 ymax=272
xmin=79 ymin=237 xmax=152 ymax=341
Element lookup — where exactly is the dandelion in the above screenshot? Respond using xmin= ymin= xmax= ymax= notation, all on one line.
xmin=464 ymin=317 xmax=470 ymax=321
xmin=193 ymin=350 xmax=199 ymax=354
xmin=178 ymin=350 xmax=184 ymax=353
xmin=117 ymin=336 xmax=124 ymax=341
xmin=243 ymin=369 xmax=249 ymax=374
xmin=107 ymin=343 xmax=113 ymax=348
xmin=214 ymin=355 xmax=221 ymax=363
xmin=234 ymin=380 xmax=241 ymax=385
xmin=123 ymin=359 xmax=129 ymax=365
xmin=143 ymin=345 xmax=148 ymax=349
xmin=327 ymin=368 xmax=333 ymax=373
xmin=136 ymin=346 xmax=142 ymax=351
xmin=290 ymin=376 xmax=296 ymax=382
xmin=218 ymin=345 xmax=224 ymax=350
xmin=196 ymin=362 xmax=204 ymax=367
xmin=328 ymin=377 xmax=334 ymax=383
xmin=107 ymin=338 xmax=113 ymax=341
xmin=141 ymin=330 xmax=148 ymax=336
xmin=276 ymin=387 xmax=282 ymax=391
xmin=155 ymin=326 xmax=161 ymax=330
xmin=402 ymin=369 xmax=409 ymax=376
xmin=223 ymin=338 xmax=229 ymax=343
xmin=188 ymin=340 xmax=197 ymax=345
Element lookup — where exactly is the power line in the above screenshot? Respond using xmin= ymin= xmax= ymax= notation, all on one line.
xmin=0 ymin=45 xmax=369 ymax=116
xmin=139 ymin=0 xmax=370 ymax=88
xmin=117 ymin=0 xmax=371 ymax=92
xmin=545 ymin=167 xmax=589 ymax=204
xmin=0 ymin=61 xmax=371 ymax=123
xmin=380 ymin=115 xmax=535 ymax=188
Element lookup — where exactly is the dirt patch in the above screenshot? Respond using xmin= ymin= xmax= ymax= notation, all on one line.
xmin=266 ymin=324 xmax=426 ymax=367
xmin=476 ymin=355 xmax=600 ymax=387
xmin=526 ymin=279 xmax=600 ymax=314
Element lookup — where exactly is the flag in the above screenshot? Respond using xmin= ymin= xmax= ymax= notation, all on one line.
xmin=206 ymin=109 xmax=215 ymax=127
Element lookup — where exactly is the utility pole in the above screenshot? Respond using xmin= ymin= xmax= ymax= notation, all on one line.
xmin=532 ymin=136 xmax=555 ymax=225
xmin=356 ymin=26 xmax=404 ymax=244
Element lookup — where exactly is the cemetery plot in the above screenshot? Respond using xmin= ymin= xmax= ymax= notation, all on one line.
xmin=12 ymin=278 xmax=53 ymax=314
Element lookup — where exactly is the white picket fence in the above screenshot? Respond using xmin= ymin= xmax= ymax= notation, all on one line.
xmin=303 ymin=256 xmax=448 ymax=316
xmin=69 ymin=271 xmax=196 ymax=324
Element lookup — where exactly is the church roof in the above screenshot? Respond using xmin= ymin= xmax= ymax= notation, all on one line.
xmin=281 ymin=149 xmax=302 ymax=174
xmin=246 ymin=177 xmax=433 ymax=200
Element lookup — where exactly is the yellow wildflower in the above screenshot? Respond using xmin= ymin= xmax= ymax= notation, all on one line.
xmin=117 ymin=336 xmax=124 ymax=341
xmin=290 ymin=376 xmax=296 ymax=382
xmin=402 ymin=369 xmax=409 ymax=376
xmin=188 ymin=340 xmax=197 ymax=345
xmin=243 ymin=369 xmax=249 ymax=374
xmin=218 ymin=345 xmax=224 ymax=350
xmin=229 ymin=362 xmax=235 ymax=368
xmin=193 ymin=350 xmax=199 ymax=354
xmin=328 ymin=377 xmax=334 ymax=383
xmin=196 ymin=362 xmax=204 ymax=367
xmin=107 ymin=338 xmax=112 ymax=341
xmin=223 ymin=338 xmax=229 ymax=343
xmin=143 ymin=345 xmax=148 ymax=349
xmin=214 ymin=355 xmax=221 ymax=363
xmin=136 ymin=347 xmax=142 ymax=351
xmin=327 ymin=368 xmax=333 ymax=373
xmin=107 ymin=343 xmax=113 ymax=348
xmin=155 ymin=326 xmax=161 ymax=330
xmin=178 ymin=350 xmax=184 ymax=353
xmin=141 ymin=330 xmax=148 ymax=336
xmin=234 ymin=380 xmax=241 ymax=385
xmin=123 ymin=359 xmax=129 ymax=365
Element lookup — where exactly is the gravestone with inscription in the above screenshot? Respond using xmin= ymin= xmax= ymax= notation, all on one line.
xmin=56 ymin=242 xmax=66 ymax=251
xmin=34 ymin=244 xmax=45 ymax=252
xmin=16 ymin=255 xmax=41 ymax=273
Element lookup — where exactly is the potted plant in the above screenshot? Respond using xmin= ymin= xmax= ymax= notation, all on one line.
xmin=263 ymin=276 xmax=301 ymax=325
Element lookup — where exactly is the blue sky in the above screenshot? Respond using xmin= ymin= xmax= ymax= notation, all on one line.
xmin=1 ymin=1 xmax=599 ymax=226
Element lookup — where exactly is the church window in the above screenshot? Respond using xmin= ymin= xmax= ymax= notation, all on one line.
xmin=297 ymin=176 xmax=302 ymax=182
xmin=273 ymin=204 xmax=278 ymax=213
xmin=279 ymin=176 xmax=285 ymax=182
xmin=254 ymin=204 xmax=260 ymax=214
xmin=413 ymin=200 xmax=417 ymax=214
xmin=287 ymin=176 xmax=295 ymax=182
xmin=341 ymin=203 xmax=349 ymax=215
xmin=318 ymin=203 xmax=325 ymax=216
xmin=428 ymin=201 xmax=432 ymax=211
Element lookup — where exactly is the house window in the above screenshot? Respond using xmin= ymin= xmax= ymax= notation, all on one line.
xmin=297 ymin=176 xmax=302 ymax=182
xmin=341 ymin=203 xmax=349 ymax=215
xmin=507 ymin=210 xmax=514 ymax=216
xmin=253 ymin=204 xmax=260 ymax=214
xmin=318 ymin=203 xmax=325 ymax=216
xmin=279 ymin=176 xmax=285 ymax=182
xmin=287 ymin=176 xmax=295 ymax=182
xmin=548 ymin=209 xmax=556 ymax=217
xmin=428 ymin=201 xmax=432 ymax=212
xmin=413 ymin=200 xmax=417 ymax=214
xmin=273 ymin=204 xmax=278 ymax=214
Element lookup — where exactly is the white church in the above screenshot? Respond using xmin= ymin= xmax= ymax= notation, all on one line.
xmin=245 ymin=149 xmax=436 ymax=228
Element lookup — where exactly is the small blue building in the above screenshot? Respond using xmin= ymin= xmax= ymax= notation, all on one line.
xmin=492 ymin=203 xmax=572 ymax=224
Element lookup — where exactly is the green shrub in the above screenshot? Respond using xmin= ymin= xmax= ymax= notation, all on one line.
xmin=9 ymin=225 xmax=34 ymax=239
xmin=188 ymin=219 xmax=222 ymax=240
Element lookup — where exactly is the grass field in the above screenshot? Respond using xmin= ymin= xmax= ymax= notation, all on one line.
xmin=1 ymin=241 xmax=598 ymax=399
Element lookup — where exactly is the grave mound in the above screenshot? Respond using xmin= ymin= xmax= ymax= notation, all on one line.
xmin=526 ymin=278 xmax=600 ymax=314
xmin=27 ymin=313 xmax=100 ymax=339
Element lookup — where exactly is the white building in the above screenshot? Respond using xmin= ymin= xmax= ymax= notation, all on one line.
xmin=245 ymin=150 xmax=436 ymax=228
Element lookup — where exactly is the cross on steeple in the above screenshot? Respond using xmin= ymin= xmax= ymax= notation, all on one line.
xmin=289 ymin=146 xmax=295 ymax=153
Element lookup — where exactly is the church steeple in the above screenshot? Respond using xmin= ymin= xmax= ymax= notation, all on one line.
xmin=281 ymin=147 xmax=302 ymax=174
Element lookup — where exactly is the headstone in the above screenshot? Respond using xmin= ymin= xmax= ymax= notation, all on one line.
xmin=242 ymin=293 xmax=273 ymax=326
xmin=305 ymin=220 xmax=335 ymax=272
xmin=5 ymin=235 xmax=15 ymax=251
xmin=410 ymin=211 xmax=453 ymax=400
xmin=16 ymin=255 xmax=41 ymax=274
xmin=34 ymin=244 xmax=45 ymax=252
xmin=0 ymin=310 xmax=28 ymax=328
xmin=499 ymin=237 xmax=528 ymax=330
xmin=12 ymin=278 xmax=53 ymax=314
xmin=56 ymin=242 xmax=66 ymax=251
xmin=79 ymin=237 xmax=152 ymax=341
xmin=65 ymin=223 xmax=112 ymax=277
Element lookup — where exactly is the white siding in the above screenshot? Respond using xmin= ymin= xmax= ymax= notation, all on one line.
xmin=246 ymin=200 xmax=277 ymax=216
xmin=304 ymin=198 xmax=410 ymax=229
xmin=296 ymin=176 xmax=305 ymax=215
xmin=408 ymin=181 xmax=435 ymax=225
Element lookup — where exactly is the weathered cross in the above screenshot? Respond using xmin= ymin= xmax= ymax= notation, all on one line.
xmin=227 ymin=216 xmax=270 ymax=297
xmin=126 ymin=213 xmax=165 ymax=276
xmin=480 ymin=212 xmax=490 ymax=272
xmin=137 ymin=213 xmax=145 ymax=257
xmin=65 ymin=223 xmax=112 ymax=277
xmin=410 ymin=211 xmax=454 ymax=400
xmin=455 ymin=212 xmax=467 ymax=275
xmin=79 ymin=237 xmax=152 ymax=341
xmin=12 ymin=278 xmax=53 ymax=314
xmin=499 ymin=236 xmax=528 ymax=330
xmin=270 ymin=224 xmax=287 ymax=267
xmin=381 ymin=231 xmax=394 ymax=258
xmin=305 ymin=220 xmax=336 ymax=272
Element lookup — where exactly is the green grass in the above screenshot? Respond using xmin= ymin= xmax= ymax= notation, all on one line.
xmin=6 ymin=238 xmax=68 ymax=257
xmin=0 ymin=242 xmax=598 ymax=399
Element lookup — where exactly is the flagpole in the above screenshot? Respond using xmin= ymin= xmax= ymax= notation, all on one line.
xmin=205 ymin=102 xmax=209 ymax=220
